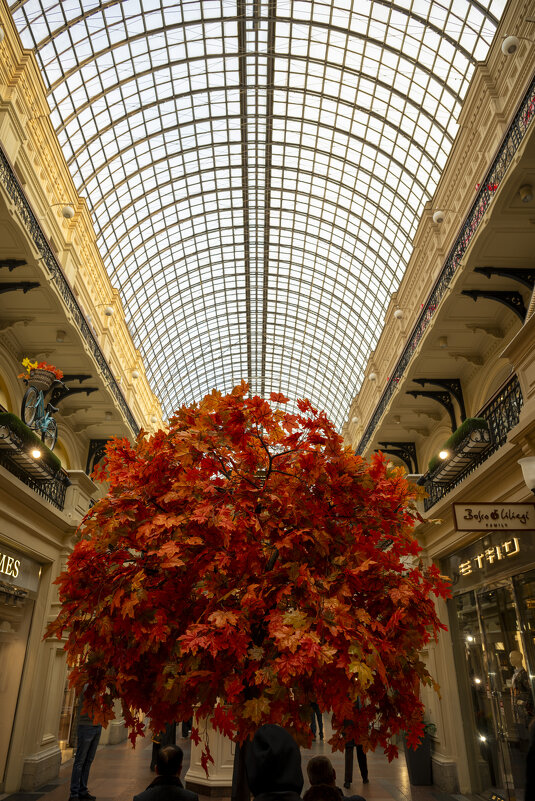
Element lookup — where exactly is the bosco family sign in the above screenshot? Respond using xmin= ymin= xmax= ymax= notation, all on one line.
xmin=453 ymin=503 xmax=535 ymax=532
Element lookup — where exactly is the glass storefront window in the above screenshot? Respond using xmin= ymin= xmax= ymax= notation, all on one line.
xmin=449 ymin=571 xmax=535 ymax=801
xmin=0 ymin=588 xmax=35 ymax=785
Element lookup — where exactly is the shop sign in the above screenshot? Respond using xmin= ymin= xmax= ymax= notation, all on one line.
xmin=453 ymin=503 xmax=535 ymax=531
xmin=0 ymin=543 xmax=40 ymax=593
xmin=442 ymin=530 xmax=535 ymax=593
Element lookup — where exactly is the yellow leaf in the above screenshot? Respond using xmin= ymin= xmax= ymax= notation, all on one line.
xmin=243 ymin=696 xmax=270 ymax=723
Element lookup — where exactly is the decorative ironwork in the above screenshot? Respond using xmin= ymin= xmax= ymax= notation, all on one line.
xmin=63 ymin=374 xmax=93 ymax=384
xmin=86 ymin=438 xmax=109 ymax=475
xmin=50 ymin=385 xmax=97 ymax=406
xmin=474 ymin=266 xmax=535 ymax=290
xmin=357 ymin=73 xmax=535 ymax=455
xmin=0 ymin=146 xmax=139 ymax=435
xmin=461 ymin=289 xmax=527 ymax=321
xmin=413 ymin=378 xmax=466 ymax=421
xmin=0 ymin=281 xmax=40 ymax=295
xmin=421 ymin=374 xmax=523 ymax=510
xmin=406 ymin=390 xmax=458 ymax=431
xmin=0 ymin=449 xmax=69 ymax=510
xmin=378 ymin=441 xmax=418 ymax=473
xmin=0 ymin=259 xmax=27 ymax=271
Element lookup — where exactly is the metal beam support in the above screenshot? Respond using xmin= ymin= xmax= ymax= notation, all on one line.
xmin=413 ymin=378 xmax=466 ymax=421
xmin=378 ymin=441 xmax=418 ymax=473
xmin=406 ymin=390 xmax=457 ymax=432
xmin=462 ymin=289 xmax=527 ymax=321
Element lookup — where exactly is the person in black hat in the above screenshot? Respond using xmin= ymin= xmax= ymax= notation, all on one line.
xmin=245 ymin=724 xmax=304 ymax=801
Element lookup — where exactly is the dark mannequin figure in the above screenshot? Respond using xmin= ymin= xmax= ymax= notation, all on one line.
xmin=510 ymin=650 xmax=534 ymax=735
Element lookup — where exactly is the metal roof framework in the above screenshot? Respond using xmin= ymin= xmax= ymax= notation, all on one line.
xmin=10 ymin=0 xmax=506 ymax=427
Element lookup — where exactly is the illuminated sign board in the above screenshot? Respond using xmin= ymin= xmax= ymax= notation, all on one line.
xmin=453 ymin=503 xmax=535 ymax=531
xmin=442 ymin=530 xmax=535 ymax=594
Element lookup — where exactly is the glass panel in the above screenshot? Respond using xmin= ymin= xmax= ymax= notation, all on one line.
xmin=0 ymin=591 xmax=35 ymax=784
xmin=8 ymin=0 xmax=507 ymax=424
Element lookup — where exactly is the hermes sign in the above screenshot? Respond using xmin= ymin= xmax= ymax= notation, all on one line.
xmin=0 ymin=544 xmax=40 ymax=593
xmin=453 ymin=503 xmax=535 ymax=532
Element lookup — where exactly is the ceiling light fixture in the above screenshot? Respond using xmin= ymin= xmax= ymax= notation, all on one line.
xmin=502 ymin=35 xmax=520 ymax=55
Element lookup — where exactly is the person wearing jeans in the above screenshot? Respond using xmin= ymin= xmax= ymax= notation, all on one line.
xmin=69 ymin=686 xmax=102 ymax=801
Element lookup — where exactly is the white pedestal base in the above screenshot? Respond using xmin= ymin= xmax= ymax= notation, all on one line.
xmin=185 ymin=720 xmax=235 ymax=797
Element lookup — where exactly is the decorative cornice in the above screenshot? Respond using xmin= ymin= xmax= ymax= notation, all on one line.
xmin=0 ymin=146 xmax=140 ymax=435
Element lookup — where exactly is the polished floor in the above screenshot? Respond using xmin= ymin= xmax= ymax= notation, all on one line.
xmin=3 ymin=721 xmax=471 ymax=801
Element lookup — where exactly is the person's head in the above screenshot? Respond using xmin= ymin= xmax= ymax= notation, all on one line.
xmin=510 ymin=650 xmax=524 ymax=668
xmin=303 ymin=786 xmax=340 ymax=801
xmin=156 ymin=745 xmax=184 ymax=777
xmin=307 ymin=756 xmax=336 ymax=787
xmin=245 ymin=724 xmax=304 ymax=797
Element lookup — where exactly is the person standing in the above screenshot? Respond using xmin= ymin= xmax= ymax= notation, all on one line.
xmin=68 ymin=685 xmax=102 ymax=801
xmin=343 ymin=742 xmax=368 ymax=788
xmin=310 ymin=701 xmax=324 ymax=741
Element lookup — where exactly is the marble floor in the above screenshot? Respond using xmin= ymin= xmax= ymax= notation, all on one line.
xmin=2 ymin=722 xmax=473 ymax=801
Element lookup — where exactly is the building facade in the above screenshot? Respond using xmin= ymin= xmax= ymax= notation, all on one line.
xmin=0 ymin=3 xmax=162 ymax=792
xmin=343 ymin=3 xmax=535 ymax=797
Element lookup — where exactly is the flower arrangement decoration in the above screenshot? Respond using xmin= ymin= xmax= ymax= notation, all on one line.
xmin=18 ymin=358 xmax=64 ymax=381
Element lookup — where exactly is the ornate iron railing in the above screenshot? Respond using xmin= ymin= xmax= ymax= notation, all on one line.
xmin=0 ymin=450 xmax=70 ymax=510
xmin=422 ymin=374 xmax=523 ymax=510
xmin=0 ymin=147 xmax=139 ymax=435
xmin=357 ymin=72 xmax=535 ymax=455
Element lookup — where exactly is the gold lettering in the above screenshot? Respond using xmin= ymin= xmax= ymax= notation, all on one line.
xmin=459 ymin=560 xmax=473 ymax=576
xmin=0 ymin=553 xmax=6 ymax=573
xmin=474 ymin=553 xmax=485 ymax=568
xmin=5 ymin=556 xmax=13 ymax=575
xmin=11 ymin=559 xmax=20 ymax=578
xmin=485 ymin=548 xmax=497 ymax=564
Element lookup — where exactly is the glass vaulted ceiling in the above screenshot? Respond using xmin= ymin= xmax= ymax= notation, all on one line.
xmin=10 ymin=0 xmax=506 ymax=428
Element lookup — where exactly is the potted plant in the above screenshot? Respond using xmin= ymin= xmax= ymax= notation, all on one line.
xmin=403 ymin=721 xmax=436 ymax=786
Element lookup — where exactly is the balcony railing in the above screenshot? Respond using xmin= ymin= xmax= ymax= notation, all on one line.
xmin=421 ymin=374 xmax=523 ymax=511
xmin=357 ymin=72 xmax=535 ymax=456
xmin=0 ymin=147 xmax=139 ymax=436
xmin=0 ymin=405 xmax=71 ymax=511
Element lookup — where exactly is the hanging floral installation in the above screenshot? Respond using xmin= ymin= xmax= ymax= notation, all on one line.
xmin=47 ymin=382 xmax=449 ymax=770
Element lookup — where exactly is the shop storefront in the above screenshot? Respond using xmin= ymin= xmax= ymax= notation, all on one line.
xmin=0 ymin=542 xmax=41 ymax=792
xmin=443 ymin=517 xmax=535 ymax=801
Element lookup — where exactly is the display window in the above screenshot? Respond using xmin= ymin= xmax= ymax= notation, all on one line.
xmin=444 ymin=534 xmax=535 ymax=801
xmin=0 ymin=544 xmax=40 ymax=788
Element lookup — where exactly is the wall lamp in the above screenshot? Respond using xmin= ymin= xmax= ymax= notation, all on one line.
xmin=393 ymin=308 xmax=404 ymax=319
xmin=368 ymin=372 xmax=377 ymax=381
xmin=518 ymin=457 xmax=535 ymax=493
xmin=50 ymin=203 xmax=75 ymax=219
xmin=95 ymin=303 xmax=114 ymax=317
xmin=351 ymin=416 xmax=359 ymax=424
xmin=519 ymin=184 xmax=533 ymax=203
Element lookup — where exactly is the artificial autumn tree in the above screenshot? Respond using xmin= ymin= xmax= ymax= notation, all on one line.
xmin=48 ymin=382 xmax=449 ymax=767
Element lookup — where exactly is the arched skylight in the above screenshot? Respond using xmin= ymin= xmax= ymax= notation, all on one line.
xmin=10 ymin=0 xmax=506 ymax=427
